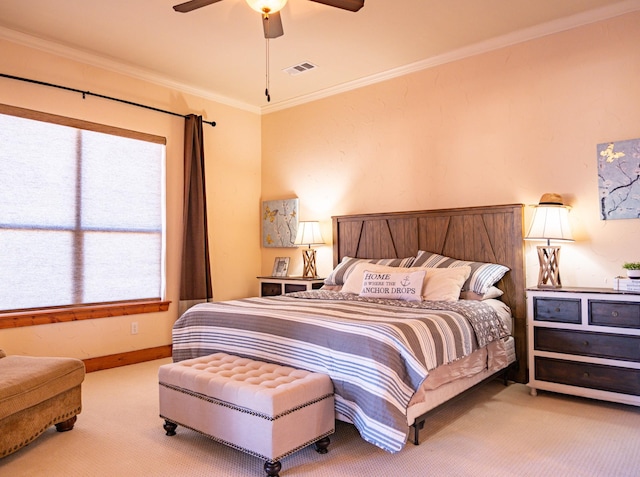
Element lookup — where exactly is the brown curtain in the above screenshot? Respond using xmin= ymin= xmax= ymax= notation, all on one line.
xmin=179 ymin=114 xmax=213 ymax=315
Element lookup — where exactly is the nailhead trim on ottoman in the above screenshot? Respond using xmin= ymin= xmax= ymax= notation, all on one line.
xmin=158 ymin=353 xmax=335 ymax=477
xmin=0 ymin=353 xmax=85 ymax=458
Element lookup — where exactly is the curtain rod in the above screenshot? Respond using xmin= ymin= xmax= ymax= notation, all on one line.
xmin=0 ymin=73 xmax=216 ymax=127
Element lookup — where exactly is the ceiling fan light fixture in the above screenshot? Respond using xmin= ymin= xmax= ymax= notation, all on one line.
xmin=246 ymin=0 xmax=288 ymax=14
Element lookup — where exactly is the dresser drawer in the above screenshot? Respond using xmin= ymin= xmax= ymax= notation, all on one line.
xmin=589 ymin=300 xmax=640 ymax=329
xmin=283 ymin=282 xmax=324 ymax=293
xmin=533 ymin=297 xmax=581 ymax=324
xmin=534 ymin=357 xmax=640 ymax=396
xmin=260 ymin=282 xmax=282 ymax=296
xmin=534 ymin=328 xmax=640 ymax=362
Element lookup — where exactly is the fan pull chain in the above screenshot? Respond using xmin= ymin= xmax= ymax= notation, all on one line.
xmin=264 ymin=14 xmax=271 ymax=102
xmin=265 ymin=38 xmax=271 ymax=102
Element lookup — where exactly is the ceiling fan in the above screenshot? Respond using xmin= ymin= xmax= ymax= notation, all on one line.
xmin=172 ymin=0 xmax=365 ymax=39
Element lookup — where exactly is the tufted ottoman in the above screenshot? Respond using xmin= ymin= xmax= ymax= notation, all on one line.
xmin=158 ymin=353 xmax=335 ymax=476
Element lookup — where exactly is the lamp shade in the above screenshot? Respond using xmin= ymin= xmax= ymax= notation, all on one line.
xmin=294 ymin=221 xmax=325 ymax=246
xmin=246 ymin=0 xmax=288 ymax=14
xmin=525 ymin=194 xmax=574 ymax=243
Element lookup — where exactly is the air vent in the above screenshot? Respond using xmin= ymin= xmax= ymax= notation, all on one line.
xmin=283 ymin=61 xmax=318 ymax=76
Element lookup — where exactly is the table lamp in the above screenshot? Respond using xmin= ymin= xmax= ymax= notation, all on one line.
xmin=525 ymin=193 xmax=574 ymax=288
xmin=294 ymin=221 xmax=325 ymax=278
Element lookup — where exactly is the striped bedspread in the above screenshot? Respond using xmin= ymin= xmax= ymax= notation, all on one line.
xmin=172 ymin=290 xmax=509 ymax=453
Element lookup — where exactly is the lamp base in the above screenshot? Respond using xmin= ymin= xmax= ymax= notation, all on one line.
xmin=301 ymin=248 xmax=318 ymax=278
xmin=536 ymin=245 xmax=562 ymax=288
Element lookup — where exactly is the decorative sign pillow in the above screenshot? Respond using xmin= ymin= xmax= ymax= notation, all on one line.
xmin=342 ymin=262 xmax=471 ymax=301
xmin=359 ymin=269 xmax=426 ymax=302
xmin=342 ymin=262 xmax=407 ymax=294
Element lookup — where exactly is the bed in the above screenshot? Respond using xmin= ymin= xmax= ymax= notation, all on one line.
xmin=172 ymin=204 xmax=526 ymax=453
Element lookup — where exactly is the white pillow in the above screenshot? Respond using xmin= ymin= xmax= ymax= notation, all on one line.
xmin=421 ymin=266 xmax=472 ymax=302
xmin=459 ymin=286 xmax=504 ymax=301
xmin=342 ymin=263 xmax=471 ymax=301
xmin=359 ymin=269 xmax=426 ymax=302
xmin=412 ymin=250 xmax=509 ymax=296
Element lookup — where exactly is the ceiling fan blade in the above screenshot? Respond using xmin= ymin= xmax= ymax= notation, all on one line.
xmin=308 ymin=0 xmax=364 ymax=12
xmin=173 ymin=0 xmax=224 ymax=13
xmin=263 ymin=11 xmax=284 ymax=39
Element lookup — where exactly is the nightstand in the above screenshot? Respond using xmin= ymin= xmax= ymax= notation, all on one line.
xmin=258 ymin=276 xmax=325 ymax=297
xmin=527 ymin=287 xmax=640 ymax=406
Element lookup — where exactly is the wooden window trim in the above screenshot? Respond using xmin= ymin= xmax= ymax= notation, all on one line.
xmin=0 ymin=300 xmax=170 ymax=329
xmin=1 ymin=103 xmax=167 ymax=317
xmin=0 ymin=103 xmax=167 ymax=144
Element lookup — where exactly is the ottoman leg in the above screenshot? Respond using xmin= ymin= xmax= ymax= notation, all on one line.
xmin=264 ymin=460 xmax=282 ymax=477
xmin=163 ymin=420 xmax=178 ymax=436
xmin=315 ymin=436 xmax=330 ymax=454
xmin=55 ymin=415 xmax=77 ymax=432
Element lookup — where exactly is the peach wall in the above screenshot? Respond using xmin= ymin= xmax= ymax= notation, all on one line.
xmin=1 ymin=12 xmax=639 ymax=360
xmin=261 ymin=12 xmax=640 ymax=288
xmin=0 ymin=39 xmax=262 ymax=358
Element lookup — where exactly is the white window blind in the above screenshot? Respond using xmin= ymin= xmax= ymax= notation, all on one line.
xmin=0 ymin=106 xmax=166 ymax=312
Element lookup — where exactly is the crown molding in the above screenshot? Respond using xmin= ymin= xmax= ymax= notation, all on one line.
xmin=2 ymin=0 xmax=639 ymax=116
xmin=0 ymin=26 xmax=261 ymax=115
xmin=262 ymin=0 xmax=640 ymax=113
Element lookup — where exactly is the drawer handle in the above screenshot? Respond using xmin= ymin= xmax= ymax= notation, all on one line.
xmin=582 ymin=341 xmax=589 ymax=347
xmin=611 ymin=311 xmax=619 ymax=317
xmin=554 ymin=307 xmax=560 ymax=313
xmin=583 ymin=372 xmax=590 ymax=378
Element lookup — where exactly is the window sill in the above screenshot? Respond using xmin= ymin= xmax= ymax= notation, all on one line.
xmin=0 ymin=300 xmax=171 ymax=329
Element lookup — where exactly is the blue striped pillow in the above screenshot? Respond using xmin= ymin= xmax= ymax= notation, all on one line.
xmin=324 ymin=256 xmax=416 ymax=287
xmin=412 ymin=250 xmax=509 ymax=296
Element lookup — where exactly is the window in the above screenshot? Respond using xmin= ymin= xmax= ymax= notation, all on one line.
xmin=0 ymin=104 xmax=166 ymax=314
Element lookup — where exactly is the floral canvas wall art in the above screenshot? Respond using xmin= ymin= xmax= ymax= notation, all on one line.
xmin=262 ymin=198 xmax=298 ymax=247
xmin=597 ymin=138 xmax=640 ymax=220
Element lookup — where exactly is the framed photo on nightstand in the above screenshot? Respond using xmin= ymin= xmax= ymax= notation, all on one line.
xmin=272 ymin=257 xmax=290 ymax=277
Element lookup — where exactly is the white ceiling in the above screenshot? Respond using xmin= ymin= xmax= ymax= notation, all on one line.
xmin=1 ymin=0 xmax=639 ymax=113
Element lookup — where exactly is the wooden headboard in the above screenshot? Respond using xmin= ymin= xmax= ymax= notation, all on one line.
xmin=332 ymin=204 xmax=526 ymax=383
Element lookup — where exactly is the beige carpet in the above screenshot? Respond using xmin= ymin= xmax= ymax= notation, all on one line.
xmin=1 ymin=358 xmax=639 ymax=477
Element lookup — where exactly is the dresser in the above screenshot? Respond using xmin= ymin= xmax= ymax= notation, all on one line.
xmin=527 ymin=287 xmax=640 ymax=406
xmin=258 ymin=276 xmax=325 ymax=297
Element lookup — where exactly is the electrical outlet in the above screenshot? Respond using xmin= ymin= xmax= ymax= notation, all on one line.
xmin=131 ymin=322 xmax=138 ymax=335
